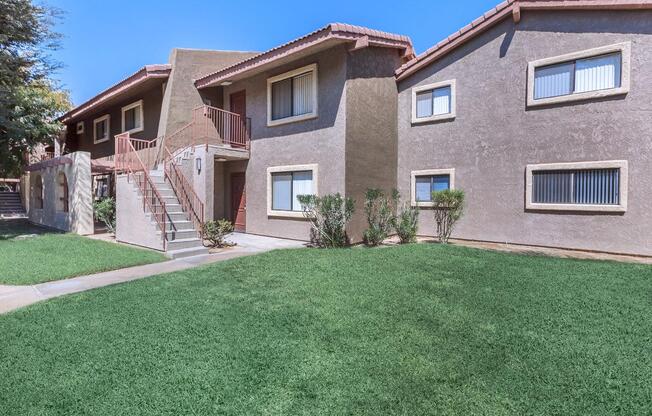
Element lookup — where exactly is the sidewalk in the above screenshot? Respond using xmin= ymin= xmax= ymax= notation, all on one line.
xmin=0 ymin=233 xmax=305 ymax=314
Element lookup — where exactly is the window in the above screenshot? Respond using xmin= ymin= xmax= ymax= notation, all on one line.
xmin=57 ymin=172 xmax=69 ymax=213
xmin=267 ymin=64 xmax=318 ymax=126
xmin=410 ymin=168 xmax=455 ymax=207
xmin=527 ymin=42 xmax=630 ymax=107
xmin=121 ymin=100 xmax=144 ymax=134
xmin=76 ymin=121 xmax=84 ymax=135
xmin=93 ymin=115 xmax=110 ymax=144
xmin=411 ymin=80 xmax=456 ymax=124
xmin=526 ymin=160 xmax=628 ymax=212
xmin=267 ymin=164 xmax=318 ymax=217
xmin=33 ymin=175 xmax=43 ymax=210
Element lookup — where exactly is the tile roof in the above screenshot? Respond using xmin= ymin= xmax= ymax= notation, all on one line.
xmin=59 ymin=64 xmax=171 ymax=123
xmin=395 ymin=0 xmax=652 ymax=81
xmin=195 ymin=23 xmax=414 ymax=89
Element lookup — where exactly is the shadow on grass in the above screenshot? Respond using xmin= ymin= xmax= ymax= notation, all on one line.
xmin=0 ymin=219 xmax=61 ymax=241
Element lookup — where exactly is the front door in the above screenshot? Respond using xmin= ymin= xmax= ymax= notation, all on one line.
xmin=231 ymin=173 xmax=246 ymax=232
xmin=229 ymin=90 xmax=246 ymax=147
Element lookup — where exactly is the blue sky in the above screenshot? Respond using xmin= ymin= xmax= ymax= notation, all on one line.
xmin=47 ymin=0 xmax=499 ymax=105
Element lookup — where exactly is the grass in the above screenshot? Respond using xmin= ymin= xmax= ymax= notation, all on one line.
xmin=0 ymin=220 xmax=166 ymax=285
xmin=1 ymin=244 xmax=651 ymax=415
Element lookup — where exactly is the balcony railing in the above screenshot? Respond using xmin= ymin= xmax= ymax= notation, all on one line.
xmin=193 ymin=105 xmax=250 ymax=150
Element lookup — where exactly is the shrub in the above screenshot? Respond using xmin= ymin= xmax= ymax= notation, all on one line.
xmin=431 ymin=189 xmax=465 ymax=244
xmin=298 ymin=193 xmax=354 ymax=248
xmin=202 ymin=219 xmax=234 ymax=248
xmin=393 ymin=200 xmax=419 ymax=244
xmin=93 ymin=197 xmax=116 ymax=233
xmin=363 ymin=188 xmax=397 ymax=246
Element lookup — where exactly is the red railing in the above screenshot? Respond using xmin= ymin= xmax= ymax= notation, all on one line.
xmin=163 ymin=145 xmax=204 ymax=238
xmin=41 ymin=152 xmax=55 ymax=161
xmin=192 ymin=105 xmax=250 ymax=150
xmin=115 ymin=133 xmax=167 ymax=249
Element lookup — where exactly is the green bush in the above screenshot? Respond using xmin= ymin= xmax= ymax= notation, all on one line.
xmin=202 ymin=219 xmax=234 ymax=248
xmin=393 ymin=199 xmax=419 ymax=244
xmin=363 ymin=188 xmax=397 ymax=246
xmin=93 ymin=197 xmax=116 ymax=233
xmin=298 ymin=193 xmax=354 ymax=248
xmin=431 ymin=189 xmax=465 ymax=244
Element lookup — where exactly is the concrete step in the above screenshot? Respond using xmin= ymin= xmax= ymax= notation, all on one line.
xmin=166 ymin=237 xmax=204 ymax=251
xmin=162 ymin=220 xmax=195 ymax=231
xmin=166 ymin=245 xmax=209 ymax=259
xmin=166 ymin=211 xmax=190 ymax=222
xmin=0 ymin=213 xmax=27 ymax=219
xmin=158 ymin=228 xmax=199 ymax=240
xmin=165 ymin=203 xmax=184 ymax=213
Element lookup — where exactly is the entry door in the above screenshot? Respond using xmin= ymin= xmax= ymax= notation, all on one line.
xmin=231 ymin=173 xmax=246 ymax=232
xmin=229 ymin=90 xmax=246 ymax=147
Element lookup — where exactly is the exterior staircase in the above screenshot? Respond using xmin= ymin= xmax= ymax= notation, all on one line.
xmin=0 ymin=192 xmax=27 ymax=219
xmin=149 ymin=170 xmax=208 ymax=258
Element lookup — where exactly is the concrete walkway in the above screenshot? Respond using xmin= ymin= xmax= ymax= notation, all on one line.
xmin=0 ymin=233 xmax=305 ymax=315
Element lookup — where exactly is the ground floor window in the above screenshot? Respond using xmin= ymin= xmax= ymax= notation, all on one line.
xmin=526 ymin=160 xmax=627 ymax=212
xmin=57 ymin=172 xmax=69 ymax=212
xmin=33 ymin=174 xmax=44 ymax=209
xmin=410 ymin=168 xmax=455 ymax=207
xmin=267 ymin=164 xmax=318 ymax=217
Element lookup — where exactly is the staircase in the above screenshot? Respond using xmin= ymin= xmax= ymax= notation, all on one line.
xmin=0 ymin=192 xmax=27 ymax=219
xmin=149 ymin=170 xmax=208 ymax=258
xmin=114 ymin=105 xmax=250 ymax=258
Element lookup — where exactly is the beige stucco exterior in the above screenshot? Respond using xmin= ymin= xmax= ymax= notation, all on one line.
xmin=397 ymin=10 xmax=652 ymax=256
xmin=25 ymin=152 xmax=94 ymax=235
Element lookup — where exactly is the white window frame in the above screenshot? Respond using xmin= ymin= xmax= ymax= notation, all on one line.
xmin=411 ymin=79 xmax=456 ymax=124
xmin=525 ymin=160 xmax=628 ymax=212
xmin=267 ymin=164 xmax=318 ymax=218
xmin=93 ymin=114 xmax=110 ymax=144
xmin=410 ymin=168 xmax=455 ymax=207
xmin=121 ymin=99 xmax=144 ymax=134
xmin=76 ymin=121 xmax=84 ymax=135
xmin=267 ymin=64 xmax=318 ymax=127
xmin=527 ymin=42 xmax=631 ymax=107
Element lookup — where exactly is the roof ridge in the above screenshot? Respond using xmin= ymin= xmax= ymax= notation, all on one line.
xmin=395 ymin=0 xmax=652 ymax=81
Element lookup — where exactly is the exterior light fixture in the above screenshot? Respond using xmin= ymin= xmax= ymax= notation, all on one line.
xmin=195 ymin=157 xmax=202 ymax=174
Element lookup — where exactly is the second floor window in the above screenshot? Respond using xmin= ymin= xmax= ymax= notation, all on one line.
xmin=121 ymin=100 xmax=144 ymax=133
xmin=527 ymin=42 xmax=630 ymax=107
xmin=267 ymin=64 xmax=318 ymax=126
xmin=411 ymin=80 xmax=456 ymax=124
xmin=534 ymin=53 xmax=621 ymax=100
xmin=93 ymin=115 xmax=110 ymax=144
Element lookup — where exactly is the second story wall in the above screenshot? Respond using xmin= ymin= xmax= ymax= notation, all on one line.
xmin=65 ymin=84 xmax=164 ymax=160
xmin=221 ymin=45 xmax=349 ymax=240
xmin=397 ymin=10 xmax=652 ymax=255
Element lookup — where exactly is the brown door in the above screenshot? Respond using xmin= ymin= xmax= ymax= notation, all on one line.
xmin=231 ymin=173 xmax=246 ymax=232
xmin=229 ymin=90 xmax=246 ymax=147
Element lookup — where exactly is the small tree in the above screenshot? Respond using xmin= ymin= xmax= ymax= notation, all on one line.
xmin=202 ymin=219 xmax=234 ymax=248
xmin=93 ymin=197 xmax=116 ymax=233
xmin=363 ymin=188 xmax=397 ymax=246
xmin=297 ymin=193 xmax=354 ymax=248
xmin=393 ymin=199 xmax=419 ymax=244
xmin=431 ymin=189 xmax=465 ymax=244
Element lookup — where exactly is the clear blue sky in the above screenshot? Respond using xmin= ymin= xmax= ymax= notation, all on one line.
xmin=47 ymin=0 xmax=499 ymax=105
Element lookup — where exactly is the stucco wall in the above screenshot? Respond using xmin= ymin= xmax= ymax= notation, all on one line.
xmin=345 ymin=47 xmax=402 ymax=241
xmin=222 ymin=46 xmax=349 ymax=240
xmin=397 ymin=10 xmax=652 ymax=256
xmin=115 ymin=174 xmax=165 ymax=251
xmin=66 ymin=84 xmax=164 ymax=159
xmin=159 ymin=49 xmax=258 ymax=141
xmin=27 ymin=151 xmax=94 ymax=235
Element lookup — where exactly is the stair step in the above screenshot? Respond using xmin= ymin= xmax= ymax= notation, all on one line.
xmin=166 ymin=237 xmax=204 ymax=251
xmin=162 ymin=220 xmax=195 ymax=231
xmin=158 ymin=229 xmax=199 ymax=240
xmin=166 ymin=246 xmax=209 ymax=259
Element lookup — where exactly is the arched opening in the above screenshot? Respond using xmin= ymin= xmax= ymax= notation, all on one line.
xmin=33 ymin=175 xmax=43 ymax=209
xmin=57 ymin=172 xmax=69 ymax=213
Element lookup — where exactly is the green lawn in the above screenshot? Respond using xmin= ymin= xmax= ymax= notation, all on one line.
xmin=1 ymin=244 xmax=651 ymax=415
xmin=0 ymin=220 xmax=166 ymax=285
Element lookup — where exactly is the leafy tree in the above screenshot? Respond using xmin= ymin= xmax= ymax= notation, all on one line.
xmin=298 ymin=193 xmax=354 ymax=248
xmin=363 ymin=188 xmax=397 ymax=246
xmin=431 ymin=189 xmax=465 ymax=244
xmin=0 ymin=0 xmax=71 ymax=177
